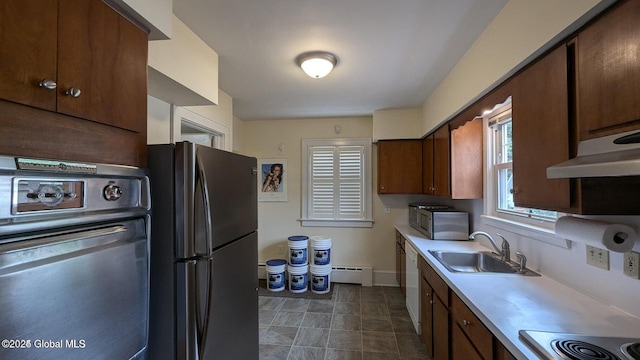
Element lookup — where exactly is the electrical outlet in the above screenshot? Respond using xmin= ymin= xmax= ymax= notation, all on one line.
xmin=277 ymin=244 xmax=284 ymax=254
xmin=586 ymin=245 xmax=609 ymax=270
xmin=384 ymin=205 xmax=391 ymax=214
xmin=624 ymin=251 xmax=640 ymax=279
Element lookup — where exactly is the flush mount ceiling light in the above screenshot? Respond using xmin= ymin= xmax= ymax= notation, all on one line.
xmin=296 ymin=51 xmax=337 ymax=79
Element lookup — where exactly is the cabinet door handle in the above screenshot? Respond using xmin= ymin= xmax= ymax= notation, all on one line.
xmin=510 ymin=188 xmax=519 ymax=194
xmin=462 ymin=319 xmax=471 ymax=327
xmin=429 ymin=300 xmax=434 ymax=305
xmin=65 ymin=87 xmax=82 ymax=98
xmin=38 ymin=79 xmax=57 ymax=90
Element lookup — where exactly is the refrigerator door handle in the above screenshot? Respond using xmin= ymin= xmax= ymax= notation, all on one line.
xmin=195 ymin=259 xmax=214 ymax=359
xmin=196 ymin=154 xmax=214 ymax=256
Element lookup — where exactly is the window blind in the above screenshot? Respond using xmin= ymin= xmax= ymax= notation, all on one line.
xmin=308 ymin=145 xmax=365 ymax=220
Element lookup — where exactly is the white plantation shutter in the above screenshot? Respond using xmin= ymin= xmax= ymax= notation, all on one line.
xmin=309 ymin=146 xmax=335 ymax=219
xmin=338 ymin=146 xmax=364 ymax=219
xmin=302 ymin=139 xmax=372 ymax=227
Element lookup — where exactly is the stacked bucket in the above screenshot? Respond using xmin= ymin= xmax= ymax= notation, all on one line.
xmin=287 ymin=235 xmax=309 ymax=293
xmin=265 ymin=235 xmax=332 ymax=294
xmin=265 ymin=259 xmax=287 ymax=292
xmin=309 ymin=236 xmax=332 ymax=294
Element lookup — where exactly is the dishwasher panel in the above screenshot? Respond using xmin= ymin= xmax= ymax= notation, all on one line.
xmin=405 ymin=241 xmax=421 ymax=334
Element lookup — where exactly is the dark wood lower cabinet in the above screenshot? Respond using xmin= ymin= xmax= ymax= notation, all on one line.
xmin=418 ymin=252 xmax=518 ymax=360
xmin=420 ymin=276 xmax=433 ymax=355
xmin=452 ymin=323 xmax=484 ymax=360
xmin=419 ymin=255 xmax=449 ymax=360
xmin=433 ymin=295 xmax=450 ymax=360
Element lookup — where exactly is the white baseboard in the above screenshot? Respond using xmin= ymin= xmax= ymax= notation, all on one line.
xmin=259 ymin=263 xmax=400 ymax=288
xmin=373 ymin=270 xmax=400 ymax=287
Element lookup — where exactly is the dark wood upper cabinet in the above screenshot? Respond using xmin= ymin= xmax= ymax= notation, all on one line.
xmin=511 ymin=44 xmax=572 ymax=211
xmin=423 ymin=125 xmax=451 ymax=197
xmin=377 ymin=140 xmax=422 ymax=194
xmin=57 ymin=0 xmax=148 ymax=133
xmin=422 ymin=134 xmax=435 ymax=195
xmin=0 ymin=0 xmax=148 ymax=167
xmin=0 ymin=0 xmax=58 ymax=111
xmin=433 ymin=125 xmax=451 ymax=197
xmin=577 ymin=0 xmax=640 ymax=140
xmin=451 ymin=118 xmax=483 ymax=199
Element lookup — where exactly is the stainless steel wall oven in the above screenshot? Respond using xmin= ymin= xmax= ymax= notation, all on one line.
xmin=0 ymin=156 xmax=150 ymax=360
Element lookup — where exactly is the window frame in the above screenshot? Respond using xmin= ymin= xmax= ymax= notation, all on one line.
xmin=483 ymin=99 xmax=558 ymax=230
xmin=301 ymin=138 xmax=373 ymax=228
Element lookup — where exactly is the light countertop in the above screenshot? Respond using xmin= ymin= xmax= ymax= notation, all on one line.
xmin=395 ymin=224 xmax=640 ymax=360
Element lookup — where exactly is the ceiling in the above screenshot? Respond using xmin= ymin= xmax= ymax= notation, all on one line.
xmin=172 ymin=0 xmax=508 ymax=121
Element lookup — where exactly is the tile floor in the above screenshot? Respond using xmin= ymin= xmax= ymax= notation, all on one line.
xmin=259 ymin=283 xmax=428 ymax=360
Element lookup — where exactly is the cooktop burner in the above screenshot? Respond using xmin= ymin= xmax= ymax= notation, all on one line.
xmin=551 ymin=339 xmax=620 ymax=360
xmin=519 ymin=330 xmax=640 ymax=360
xmin=622 ymin=343 xmax=640 ymax=360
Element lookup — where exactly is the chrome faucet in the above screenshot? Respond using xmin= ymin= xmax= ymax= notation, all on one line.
xmin=468 ymin=231 xmax=511 ymax=263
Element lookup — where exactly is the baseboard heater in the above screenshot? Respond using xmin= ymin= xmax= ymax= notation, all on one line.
xmin=257 ymin=263 xmax=373 ymax=286
xmin=331 ymin=266 xmax=373 ymax=286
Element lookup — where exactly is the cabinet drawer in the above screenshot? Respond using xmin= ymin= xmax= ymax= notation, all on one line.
xmin=451 ymin=294 xmax=492 ymax=360
xmin=423 ymin=259 xmax=449 ymax=305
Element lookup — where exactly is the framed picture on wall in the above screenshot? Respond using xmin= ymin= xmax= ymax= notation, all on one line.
xmin=258 ymin=158 xmax=287 ymax=201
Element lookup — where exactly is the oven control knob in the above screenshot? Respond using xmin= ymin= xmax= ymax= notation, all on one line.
xmin=103 ymin=184 xmax=122 ymax=201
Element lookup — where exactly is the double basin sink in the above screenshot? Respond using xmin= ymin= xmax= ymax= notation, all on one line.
xmin=429 ymin=250 xmax=540 ymax=276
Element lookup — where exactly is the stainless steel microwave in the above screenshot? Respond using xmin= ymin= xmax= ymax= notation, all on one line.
xmin=408 ymin=203 xmax=451 ymax=228
xmin=417 ymin=209 xmax=469 ymax=240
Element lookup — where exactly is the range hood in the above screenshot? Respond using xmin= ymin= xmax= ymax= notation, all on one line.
xmin=547 ymin=129 xmax=640 ymax=178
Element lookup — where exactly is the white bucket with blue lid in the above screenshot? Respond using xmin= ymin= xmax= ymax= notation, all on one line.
xmin=310 ymin=264 xmax=331 ymax=294
xmin=310 ymin=236 xmax=331 ymax=266
xmin=288 ymin=235 xmax=308 ymax=266
xmin=266 ymin=259 xmax=287 ymax=292
xmin=287 ymin=264 xmax=308 ymax=293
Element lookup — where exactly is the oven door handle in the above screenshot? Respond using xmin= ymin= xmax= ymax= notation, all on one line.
xmin=0 ymin=225 xmax=129 ymax=255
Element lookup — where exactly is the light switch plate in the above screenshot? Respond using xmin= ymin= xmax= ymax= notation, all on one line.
xmin=623 ymin=251 xmax=640 ymax=279
xmin=586 ymin=245 xmax=609 ymax=270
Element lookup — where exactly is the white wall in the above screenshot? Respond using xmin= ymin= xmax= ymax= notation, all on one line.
xmin=148 ymin=15 xmax=219 ymax=106
xmin=146 ymin=90 xmax=234 ymax=148
xmin=232 ymin=116 xmax=247 ymax=154
xmin=147 ymin=95 xmax=172 ymax=144
xmin=421 ymin=0 xmax=605 ymax=135
xmin=242 ymin=117 xmax=423 ymax=285
xmin=372 ymin=109 xmax=422 ymax=141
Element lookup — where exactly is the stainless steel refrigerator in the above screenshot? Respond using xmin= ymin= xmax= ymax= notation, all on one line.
xmin=147 ymin=142 xmax=259 ymax=360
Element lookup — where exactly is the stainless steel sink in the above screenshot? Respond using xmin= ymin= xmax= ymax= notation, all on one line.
xmin=428 ymin=250 xmax=540 ymax=276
